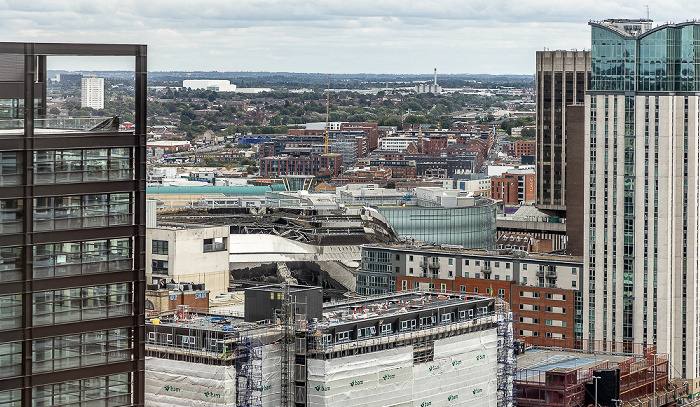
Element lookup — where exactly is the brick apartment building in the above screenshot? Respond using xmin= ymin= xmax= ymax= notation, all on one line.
xmin=491 ymin=170 xmax=536 ymax=205
xmin=260 ymin=153 xmax=342 ymax=177
xmin=357 ymin=244 xmax=582 ymax=344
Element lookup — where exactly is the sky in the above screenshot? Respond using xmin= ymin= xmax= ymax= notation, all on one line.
xmin=1 ymin=0 xmax=699 ymax=75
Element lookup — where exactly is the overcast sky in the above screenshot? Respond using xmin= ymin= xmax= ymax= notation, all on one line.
xmin=2 ymin=0 xmax=699 ymax=74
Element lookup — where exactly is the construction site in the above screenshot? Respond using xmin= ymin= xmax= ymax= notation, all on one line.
xmin=144 ymin=285 xmax=516 ymax=406
xmin=516 ymin=340 xmax=690 ymax=407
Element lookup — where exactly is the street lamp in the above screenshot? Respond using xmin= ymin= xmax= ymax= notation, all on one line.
xmin=652 ymin=354 xmax=657 ymax=407
xmin=593 ymin=375 xmax=601 ymax=407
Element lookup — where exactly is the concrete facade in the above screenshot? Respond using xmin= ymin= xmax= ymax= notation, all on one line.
xmin=147 ymin=225 xmax=230 ymax=295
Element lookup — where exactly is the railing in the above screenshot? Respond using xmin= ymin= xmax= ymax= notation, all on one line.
xmin=307 ymin=312 xmax=500 ymax=354
xmin=0 ymin=117 xmax=119 ymax=133
xmin=203 ymin=242 xmax=227 ymax=252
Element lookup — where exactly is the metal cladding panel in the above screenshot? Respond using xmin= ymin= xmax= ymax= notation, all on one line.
xmin=0 ymin=54 xmax=23 ymax=81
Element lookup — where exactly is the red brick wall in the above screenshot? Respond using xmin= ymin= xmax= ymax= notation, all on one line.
xmin=511 ymin=285 xmax=575 ymax=343
xmin=168 ymin=291 xmax=209 ymax=312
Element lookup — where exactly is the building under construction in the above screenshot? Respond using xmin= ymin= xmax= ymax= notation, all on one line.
xmin=516 ymin=341 xmax=689 ymax=407
xmin=144 ymin=285 xmax=516 ymax=406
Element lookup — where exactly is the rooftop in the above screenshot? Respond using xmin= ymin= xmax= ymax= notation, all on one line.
xmin=364 ymin=242 xmax=583 ymax=264
xmin=321 ymin=290 xmax=495 ymax=327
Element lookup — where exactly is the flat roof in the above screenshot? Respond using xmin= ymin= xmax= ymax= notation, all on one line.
xmin=364 ymin=243 xmax=584 ymax=263
xmin=517 ymin=348 xmax=638 ymax=378
xmin=321 ymin=291 xmax=494 ymax=327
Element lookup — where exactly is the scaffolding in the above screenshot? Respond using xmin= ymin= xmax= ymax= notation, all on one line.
xmin=280 ymin=282 xmax=293 ymax=407
xmin=236 ymin=333 xmax=263 ymax=407
xmin=496 ymin=299 xmax=516 ymax=407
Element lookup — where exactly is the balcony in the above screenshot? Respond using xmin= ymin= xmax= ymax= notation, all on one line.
xmin=545 ymin=270 xmax=557 ymax=278
xmin=481 ymin=265 xmax=492 ymax=277
xmin=420 ymin=258 xmax=440 ymax=271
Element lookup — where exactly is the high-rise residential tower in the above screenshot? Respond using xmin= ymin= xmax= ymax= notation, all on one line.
xmin=0 ymin=43 xmax=146 ymax=406
xmin=584 ymin=19 xmax=700 ymax=386
xmin=81 ymin=76 xmax=105 ymax=110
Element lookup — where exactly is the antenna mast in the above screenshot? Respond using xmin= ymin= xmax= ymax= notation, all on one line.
xmin=325 ymin=74 xmax=330 ymax=154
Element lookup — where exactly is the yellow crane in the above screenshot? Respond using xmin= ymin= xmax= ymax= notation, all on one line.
xmin=324 ymin=74 xmax=330 ymax=154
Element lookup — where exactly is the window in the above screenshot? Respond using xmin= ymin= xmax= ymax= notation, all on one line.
xmin=448 ymin=259 xmax=453 ymax=265
xmin=506 ymin=275 xmax=511 ymax=281
xmin=475 ymin=261 xmax=480 ymax=266
xmin=572 ymin=281 xmax=577 ymax=287
xmin=409 ymin=267 xmax=414 ymax=274
xmin=485 ymin=287 xmax=491 ymax=295
xmin=152 ymin=260 xmax=168 ymax=274
xmin=495 ymin=275 xmax=500 ymax=280
xmin=401 ymin=280 xmax=407 ymax=291
xmin=475 ymin=273 xmax=480 ymax=279
xmin=409 ymin=255 xmax=414 ymax=261
xmin=474 ymin=287 xmax=479 ymax=293
xmin=32 ymin=284 xmax=132 ymax=326
xmin=448 ymin=270 xmax=453 ymax=277
xmin=546 ymin=293 xmax=553 ymax=300
xmin=498 ymin=288 xmax=505 ymax=298
xmin=152 ymin=240 xmax=168 ymax=255
xmin=465 ymin=272 xmax=470 ymax=278
xmin=440 ymin=283 xmax=446 ymax=293
xmin=420 ymin=316 xmax=436 ymax=327
xmin=465 ymin=259 xmax=469 ymax=265
xmin=545 ymin=319 xmax=553 ymax=326
xmin=506 ymin=263 xmax=510 ymax=269
xmin=572 ymin=267 xmax=577 ymax=274
xmin=523 ymin=264 xmax=527 ymax=270
xmin=203 ymin=237 xmax=227 ymax=252
xmin=459 ymin=285 xmax=466 ymax=293
xmin=494 ymin=262 xmax=499 ymax=267
xmin=357 ymin=327 xmax=376 ymax=338
xmin=522 ymin=276 xmax=527 ymax=284
xmin=532 ymin=292 xmax=540 ymax=298
xmin=336 ymin=331 xmax=350 ymax=343
xmin=395 ymin=267 xmax=400 ymax=274
xmin=440 ymin=313 xmax=452 ymax=324
xmin=396 ymin=254 xmax=400 ymax=261
xmin=401 ymin=320 xmax=416 ymax=331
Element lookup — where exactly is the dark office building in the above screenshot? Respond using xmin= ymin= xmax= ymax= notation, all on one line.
xmin=535 ymin=50 xmax=590 ymax=217
xmin=0 ymin=43 xmax=146 ymax=406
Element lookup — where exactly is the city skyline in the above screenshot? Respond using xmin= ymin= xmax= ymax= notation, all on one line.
xmin=3 ymin=0 xmax=699 ymax=74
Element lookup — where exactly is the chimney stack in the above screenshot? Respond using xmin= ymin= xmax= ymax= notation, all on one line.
xmin=434 ymin=68 xmax=437 ymax=86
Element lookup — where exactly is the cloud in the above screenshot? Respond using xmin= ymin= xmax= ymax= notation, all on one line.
xmin=1 ymin=0 xmax=699 ymax=74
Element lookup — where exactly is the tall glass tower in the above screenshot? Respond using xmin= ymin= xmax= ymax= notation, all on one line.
xmin=0 ymin=43 xmax=146 ymax=406
xmin=585 ymin=19 xmax=700 ymax=385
